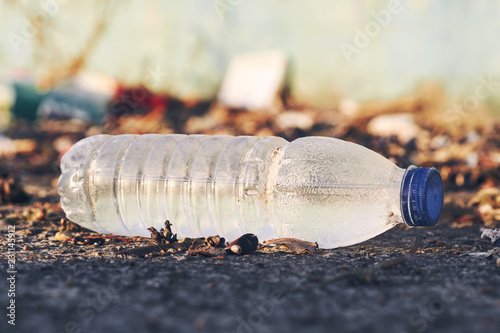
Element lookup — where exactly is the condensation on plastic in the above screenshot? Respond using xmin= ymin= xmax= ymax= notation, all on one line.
xmin=58 ymin=134 xmax=407 ymax=248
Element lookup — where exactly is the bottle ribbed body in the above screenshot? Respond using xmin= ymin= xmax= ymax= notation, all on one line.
xmin=58 ymin=134 xmax=288 ymax=240
xmin=59 ymin=134 xmax=414 ymax=248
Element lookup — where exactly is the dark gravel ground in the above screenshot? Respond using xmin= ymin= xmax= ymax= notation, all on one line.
xmin=1 ymin=197 xmax=500 ymax=333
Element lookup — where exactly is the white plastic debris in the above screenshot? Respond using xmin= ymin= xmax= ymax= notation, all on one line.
xmin=275 ymin=111 xmax=314 ymax=131
xmin=367 ymin=113 xmax=419 ymax=144
xmin=218 ymin=50 xmax=287 ymax=110
xmin=468 ymin=248 xmax=500 ymax=258
xmin=0 ymin=136 xmax=15 ymax=156
xmin=0 ymin=136 xmax=37 ymax=157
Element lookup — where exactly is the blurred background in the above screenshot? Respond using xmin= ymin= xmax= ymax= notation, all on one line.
xmin=2 ymin=0 xmax=500 ymax=104
xmin=1 ymin=0 xmax=500 ymax=222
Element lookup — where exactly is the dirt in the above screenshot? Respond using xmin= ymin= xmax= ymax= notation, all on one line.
xmin=1 ymin=186 xmax=500 ymax=333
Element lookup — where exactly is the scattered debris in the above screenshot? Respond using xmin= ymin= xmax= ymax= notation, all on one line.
xmin=54 ymin=231 xmax=71 ymax=242
xmin=57 ymin=234 xmax=130 ymax=246
xmin=367 ymin=113 xmax=419 ymax=144
xmin=123 ymin=223 xmax=260 ymax=258
xmin=344 ymin=95 xmax=420 ymax=123
xmin=187 ymin=238 xmax=226 ymax=257
xmin=262 ymin=238 xmax=319 ymax=255
xmin=481 ymin=228 xmax=500 ymax=246
xmin=185 ymin=234 xmax=227 ymax=257
xmin=22 ymin=205 xmax=47 ymax=222
xmin=112 ymin=245 xmax=124 ymax=252
xmin=469 ymin=248 xmax=500 ymax=259
xmin=0 ymin=83 xmax=15 ymax=131
xmin=123 ymin=223 xmax=329 ymax=258
xmin=218 ymin=50 xmax=287 ymax=111
xmin=470 ymin=188 xmax=500 ymax=227
xmin=274 ymin=111 xmax=315 ymax=132
xmin=408 ymin=235 xmax=422 ymax=255
xmin=378 ymin=256 xmax=409 ymax=269
xmin=206 ymin=235 xmax=226 ymax=248
xmin=117 ymin=245 xmax=166 ymax=258
xmin=147 ymin=220 xmax=178 ymax=245
xmin=225 ymin=234 xmax=259 ymax=256
xmin=0 ymin=174 xmax=29 ymax=203
xmin=0 ymin=136 xmax=37 ymax=158
xmin=116 ymin=236 xmax=197 ymax=258
xmin=37 ymin=72 xmax=117 ymax=124
xmin=70 ymin=236 xmax=105 ymax=246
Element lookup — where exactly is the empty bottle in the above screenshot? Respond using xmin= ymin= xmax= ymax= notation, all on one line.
xmin=58 ymin=134 xmax=443 ymax=249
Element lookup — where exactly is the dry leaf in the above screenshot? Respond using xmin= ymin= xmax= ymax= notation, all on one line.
xmin=262 ymin=238 xmax=319 ymax=254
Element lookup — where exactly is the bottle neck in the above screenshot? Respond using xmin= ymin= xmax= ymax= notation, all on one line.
xmin=385 ymin=166 xmax=408 ymax=228
xmin=400 ymin=165 xmax=417 ymax=227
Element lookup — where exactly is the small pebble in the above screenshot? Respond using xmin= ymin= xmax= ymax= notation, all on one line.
xmin=230 ymin=245 xmax=242 ymax=255
xmin=113 ymin=246 xmax=123 ymax=252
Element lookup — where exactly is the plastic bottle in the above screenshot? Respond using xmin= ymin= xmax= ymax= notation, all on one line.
xmin=58 ymin=134 xmax=443 ymax=249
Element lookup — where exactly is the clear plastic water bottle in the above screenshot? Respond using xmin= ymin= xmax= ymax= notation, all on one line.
xmin=58 ymin=134 xmax=443 ymax=249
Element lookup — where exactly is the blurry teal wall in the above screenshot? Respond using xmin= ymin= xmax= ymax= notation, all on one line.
xmin=1 ymin=0 xmax=500 ymax=107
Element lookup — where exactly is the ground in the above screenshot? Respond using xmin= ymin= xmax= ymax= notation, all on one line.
xmin=1 ymin=104 xmax=500 ymax=333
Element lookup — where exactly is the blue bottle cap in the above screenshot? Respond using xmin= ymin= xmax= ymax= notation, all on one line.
xmin=401 ymin=167 xmax=443 ymax=227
